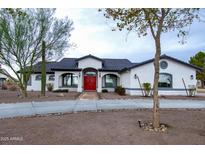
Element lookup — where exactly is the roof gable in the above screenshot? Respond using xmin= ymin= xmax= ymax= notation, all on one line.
xmin=127 ymin=54 xmax=202 ymax=71
xmin=76 ymin=54 xmax=103 ymax=62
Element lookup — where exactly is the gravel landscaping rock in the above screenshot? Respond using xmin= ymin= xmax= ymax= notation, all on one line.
xmin=0 ymin=110 xmax=204 ymax=145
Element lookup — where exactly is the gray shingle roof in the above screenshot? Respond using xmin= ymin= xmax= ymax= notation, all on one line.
xmin=126 ymin=54 xmax=202 ymax=71
xmin=32 ymin=61 xmax=57 ymax=73
xmin=99 ymin=58 xmax=133 ymax=71
xmin=31 ymin=54 xmax=201 ymax=73
xmin=51 ymin=58 xmax=80 ymax=71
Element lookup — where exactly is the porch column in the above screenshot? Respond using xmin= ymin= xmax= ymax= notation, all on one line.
xmin=54 ymin=72 xmax=59 ymax=90
xmin=97 ymin=72 xmax=102 ymax=92
xmin=77 ymin=71 xmax=83 ymax=92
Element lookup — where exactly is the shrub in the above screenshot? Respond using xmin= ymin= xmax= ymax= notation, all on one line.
xmin=188 ymin=85 xmax=196 ymax=96
xmin=102 ymin=89 xmax=108 ymax=93
xmin=143 ymin=82 xmax=151 ymax=97
xmin=115 ymin=86 xmax=125 ymax=95
xmin=47 ymin=83 xmax=53 ymax=92
xmin=53 ymin=89 xmax=69 ymax=93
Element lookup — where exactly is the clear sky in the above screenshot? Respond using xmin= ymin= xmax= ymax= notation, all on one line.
xmin=55 ymin=8 xmax=205 ymax=63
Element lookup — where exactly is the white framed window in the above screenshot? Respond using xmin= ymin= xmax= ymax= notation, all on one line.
xmin=35 ymin=74 xmax=41 ymax=81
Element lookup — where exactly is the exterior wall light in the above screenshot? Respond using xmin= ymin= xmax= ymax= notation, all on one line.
xmin=134 ymin=74 xmax=137 ymax=79
xmin=79 ymin=72 xmax=81 ymax=78
xmin=99 ymin=72 xmax=101 ymax=78
xmin=190 ymin=75 xmax=194 ymax=80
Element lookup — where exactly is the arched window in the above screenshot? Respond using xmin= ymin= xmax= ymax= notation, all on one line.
xmin=35 ymin=74 xmax=41 ymax=81
xmin=48 ymin=74 xmax=55 ymax=81
xmin=103 ymin=74 xmax=117 ymax=88
xmin=158 ymin=73 xmax=172 ymax=88
xmin=62 ymin=73 xmax=78 ymax=87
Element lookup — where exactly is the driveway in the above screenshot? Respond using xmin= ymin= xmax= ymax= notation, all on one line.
xmin=0 ymin=99 xmax=205 ymax=119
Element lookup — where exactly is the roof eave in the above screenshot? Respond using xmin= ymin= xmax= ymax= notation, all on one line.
xmin=75 ymin=54 xmax=103 ymax=62
xmin=51 ymin=68 xmax=82 ymax=71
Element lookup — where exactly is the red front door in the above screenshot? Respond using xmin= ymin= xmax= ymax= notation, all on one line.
xmin=84 ymin=76 xmax=96 ymax=91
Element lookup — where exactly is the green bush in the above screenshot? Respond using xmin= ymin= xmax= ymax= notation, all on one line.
xmin=115 ymin=86 xmax=125 ymax=95
xmin=188 ymin=85 xmax=196 ymax=96
xmin=53 ymin=89 xmax=69 ymax=93
xmin=47 ymin=83 xmax=53 ymax=92
xmin=102 ymin=89 xmax=108 ymax=93
xmin=142 ymin=82 xmax=151 ymax=97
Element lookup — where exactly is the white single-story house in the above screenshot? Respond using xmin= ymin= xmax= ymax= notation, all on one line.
xmin=27 ymin=54 xmax=201 ymax=96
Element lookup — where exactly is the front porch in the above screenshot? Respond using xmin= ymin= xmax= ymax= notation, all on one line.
xmin=53 ymin=68 xmax=120 ymax=93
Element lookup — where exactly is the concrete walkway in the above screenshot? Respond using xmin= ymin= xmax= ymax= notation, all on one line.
xmin=78 ymin=92 xmax=99 ymax=100
xmin=0 ymin=99 xmax=205 ymax=119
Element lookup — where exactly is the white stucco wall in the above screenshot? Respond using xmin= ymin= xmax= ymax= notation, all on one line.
xmin=27 ymin=57 xmax=198 ymax=96
xmin=126 ymin=59 xmax=197 ymax=96
xmin=120 ymin=70 xmax=131 ymax=94
xmin=78 ymin=58 xmax=102 ymax=69
xmin=27 ymin=74 xmax=55 ymax=91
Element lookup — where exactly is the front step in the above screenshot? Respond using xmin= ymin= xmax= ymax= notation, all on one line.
xmin=78 ymin=92 xmax=99 ymax=100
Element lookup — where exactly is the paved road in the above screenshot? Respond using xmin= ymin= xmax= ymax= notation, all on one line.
xmin=0 ymin=99 xmax=205 ymax=119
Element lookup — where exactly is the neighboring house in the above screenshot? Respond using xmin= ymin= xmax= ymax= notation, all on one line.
xmin=27 ymin=54 xmax=201 ymax=95
xmin=0 ymin=66 xmax=7 ymax=88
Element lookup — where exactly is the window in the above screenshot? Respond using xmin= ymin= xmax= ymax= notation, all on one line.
xmin=35 ymin=75 xmax=41 ymax=81
xmin=48 ymin=74 xmax=55 ymax=81
xmin=0 ymin=78 xmax=6 ymax=87
xmin=160 ymin=61 xmax=168 ymax=69
xmin=158 ymin=73 xmax=172 ymax=88
xmin=27 ymin=76 xmax=32 ymax=86
xmin=85 ymin=71 xmax=96 ymax=76
xmin=104 ymin=74 xmax=117 ymax=88
xmin=62 ymin=73 xmax=78 ymax=87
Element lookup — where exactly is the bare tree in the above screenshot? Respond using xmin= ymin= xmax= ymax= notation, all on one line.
xmin=101 ymin=8 xmax=199 ymax=128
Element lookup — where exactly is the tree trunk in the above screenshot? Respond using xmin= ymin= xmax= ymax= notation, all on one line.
xmin=22 ymin=72 xmax=28 ymax=98
xmin=153 ymin=36 xmax=161 ymax=128
xmin=23 ymin=86 xmax=28 ymax=98
xmin=41 ymin=41 xmax=46 ymax=96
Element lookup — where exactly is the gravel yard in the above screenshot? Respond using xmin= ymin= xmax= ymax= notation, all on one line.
xmin=0 ymin=90 xmax=80 ymax=103
xmin=0 ymin=110 xmax=205 ymax=145
xmin=99 ymin=92 xmax=205 ymax=100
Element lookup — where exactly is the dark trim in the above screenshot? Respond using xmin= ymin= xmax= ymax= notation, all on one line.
xmin=125 ymin=88 xmax=187 ymax=91
xmin=59 ymin=86 xmax=78 ymax=88
xmin=102 ymin=86 xmax=116 ymax=88
xmin=123 ymin=54 xmax=202 ymax=71
xmin=51 ymin=68 xmax=82 ymax=71
xmin=75 ymin=54 xmax=103 ymax=62
xmin=98 ymin=69 xmax=119 ymax=72
xmin=32 ymin=72 xmax=54 ymax=74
